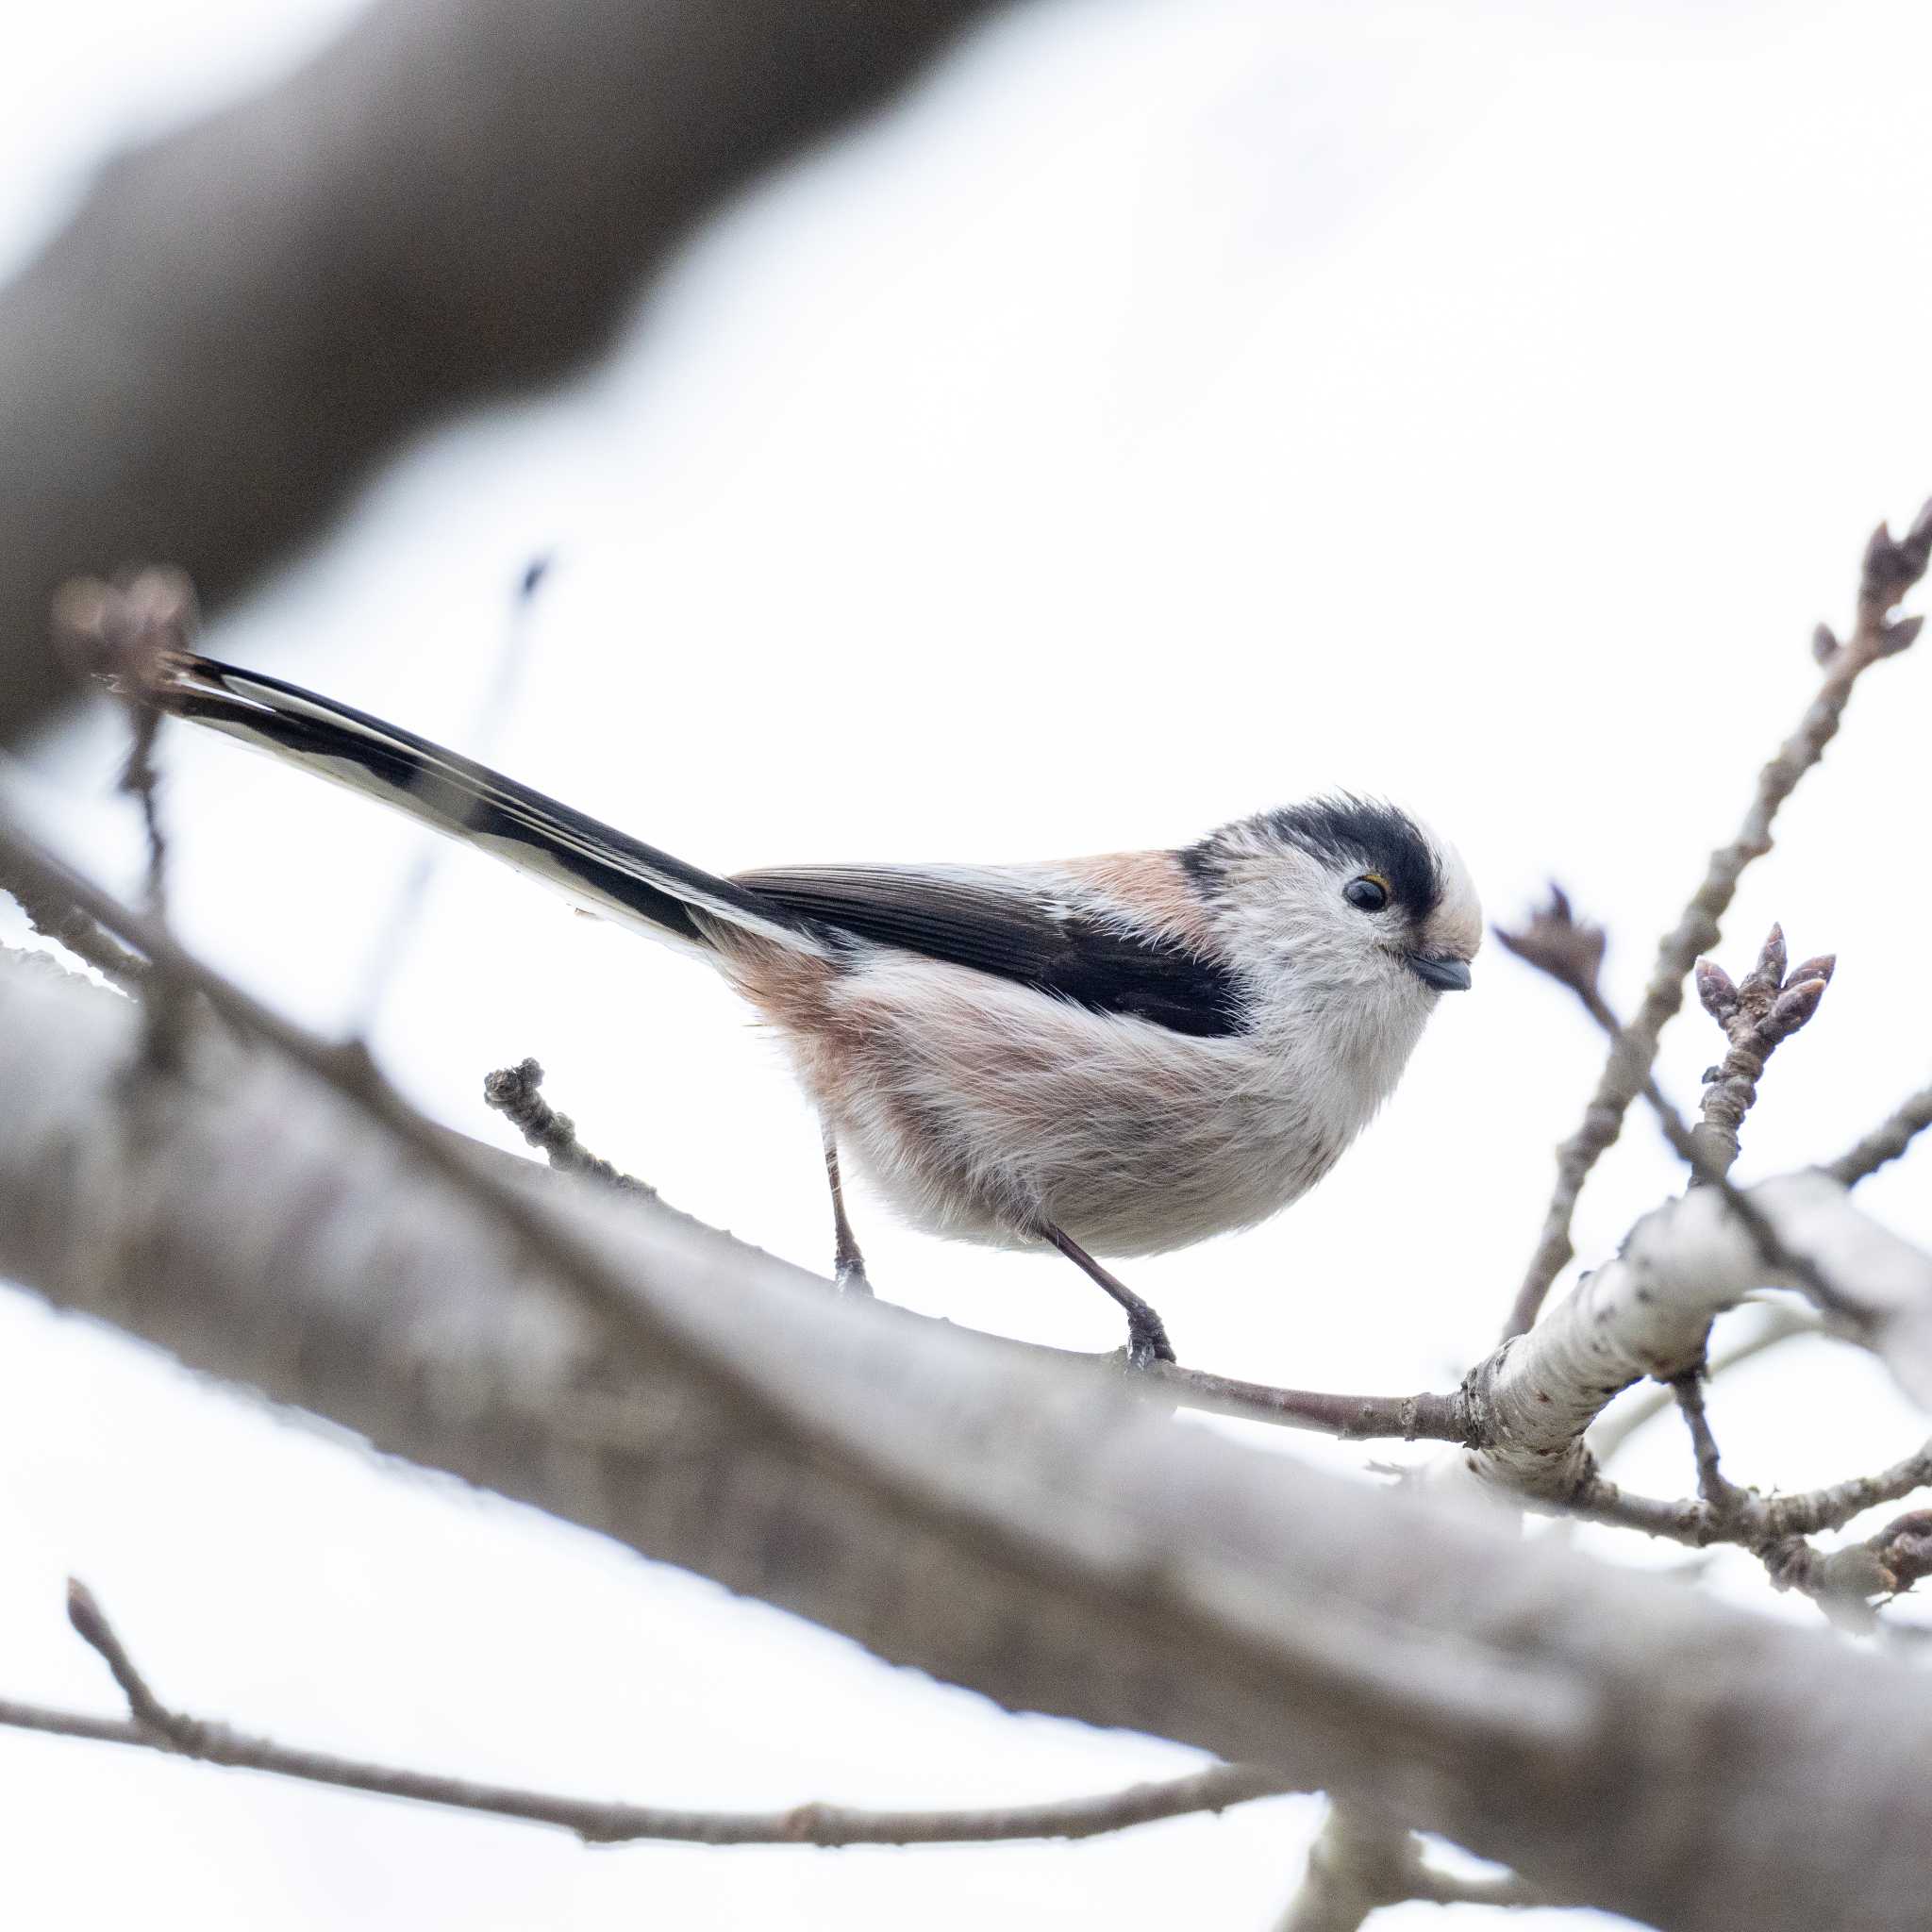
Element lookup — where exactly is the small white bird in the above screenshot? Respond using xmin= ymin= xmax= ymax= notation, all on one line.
xmin=137 ymin=650 xmax=1481 ymax=1365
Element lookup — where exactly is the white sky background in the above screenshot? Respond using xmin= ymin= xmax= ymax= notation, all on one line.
xmin=4 ymin=0 xmax=1932 ymax=1924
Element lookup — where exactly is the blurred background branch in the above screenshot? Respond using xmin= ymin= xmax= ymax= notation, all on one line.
xmin=0 ymin=0 xmax=1009 ymax=748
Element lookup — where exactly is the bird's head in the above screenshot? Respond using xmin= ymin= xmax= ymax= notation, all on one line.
xmin=1180 ymin=794 xmax=1481 ymax=1017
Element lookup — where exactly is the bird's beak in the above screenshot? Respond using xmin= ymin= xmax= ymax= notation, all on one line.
xmin=1407 ymin=952 xmax=1472 ymax=992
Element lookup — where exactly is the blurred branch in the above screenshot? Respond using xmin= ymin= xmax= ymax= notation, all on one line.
xmin=0 ymin=0 xmax=1010 ymax=747
xmin=1827 ymin=1078 xmax=1932 ymax=1188
xmin=1502 ymin=495 xmax=1932 ymax=1339
xmin=11 ymin=928 xmax=1932 ymax=1926
xmin=1274 ymin=1804 xmax=1554 ymax=1931
xmin=1763 ymin=1509 xmax=1932 ymax=1628
xmin=2 ymin=868 xmax=147 ymax=991
xmin=8 ymin=1581 xmax=1287 ymax=1846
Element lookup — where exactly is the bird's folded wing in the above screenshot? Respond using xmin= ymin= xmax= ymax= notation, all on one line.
xmin=732 ymin=864 xmax=1246 ymax=1038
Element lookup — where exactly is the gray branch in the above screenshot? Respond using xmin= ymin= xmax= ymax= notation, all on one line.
xmin=7 ymin=952 xmax=1932 ymax=1929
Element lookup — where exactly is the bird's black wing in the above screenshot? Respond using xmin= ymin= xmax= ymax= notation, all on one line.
xmin=732 ymin=864 xmax=1246 ymax=1039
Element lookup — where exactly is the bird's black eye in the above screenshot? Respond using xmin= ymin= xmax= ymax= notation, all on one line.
xmin=1343 ymin=874 xmax=1390 ymax=912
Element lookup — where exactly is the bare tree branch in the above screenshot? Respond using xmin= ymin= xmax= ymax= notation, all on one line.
xmin=1572 ymin=1438 xmax=1932 ymax=1549
xmin=1465 ymin=1170 xmax=1932 ymax=1504
xmin=1587 ymin=1297 xmax=1820 ymax=1467
xmin=0 ymin=0 xmax=1012 ymax=746
xmin=7 ymin=1581 xmax=1288 ymax=1847
xmin=1503 ymin=496 xmax=1932 ymax=1338
xmin=1499 ymin=889 xmax=1869 ymax=1340
xmin=10 ymin=941 xmax=1932 ymax=1927
xmin=1827 ymin=1077 xmax=1932 ymax=1188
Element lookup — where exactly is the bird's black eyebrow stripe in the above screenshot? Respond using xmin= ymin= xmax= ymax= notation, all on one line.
xmin=1183 ymin=795 xmax=1442 ymax=921
xmin=736 ymin=868 xmax=1248 ymax=1039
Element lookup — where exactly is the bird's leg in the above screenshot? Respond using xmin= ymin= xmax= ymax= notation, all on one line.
xmin=823 ymin=1129 xmax=872 ymax=1294
xmin=1040 ymin=1224 xmax=1175 ymax=1368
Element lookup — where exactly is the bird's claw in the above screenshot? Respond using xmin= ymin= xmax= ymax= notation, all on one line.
xmin=1124 ymin=1317 xmax=1176 ymax=1370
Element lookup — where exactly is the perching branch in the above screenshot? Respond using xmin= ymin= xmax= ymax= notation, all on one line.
xmin=10 ymin=936 xmax=1932 ymax=1928
xmin=1502 ymin=495 xmax=1932 ymax=1339
xmin=12 ymin=1582 xmax=1286 ymax=1847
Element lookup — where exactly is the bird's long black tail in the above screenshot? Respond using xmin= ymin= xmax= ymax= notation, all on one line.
xmin=152 ymin=653 xmax=817 ymax=954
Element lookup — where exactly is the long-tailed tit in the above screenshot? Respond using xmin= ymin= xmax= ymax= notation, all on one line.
xmin=118 ymin=649 xmax=1481 ymax=1365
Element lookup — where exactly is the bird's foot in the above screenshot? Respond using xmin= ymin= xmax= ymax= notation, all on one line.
xmin=835 ymin=1258 xmax=874 ymax=1297
xmin=1124 ymin=1310 xmax=1176 ymax=1370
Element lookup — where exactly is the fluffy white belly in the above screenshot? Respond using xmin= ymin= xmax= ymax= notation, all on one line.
xmin=809 ymin=955 xmax=1414 ymax=1258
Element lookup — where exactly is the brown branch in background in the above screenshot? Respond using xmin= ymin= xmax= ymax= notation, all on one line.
xmin=1501 ymin=494 xmax=1932 ymax=1340
xmin=1827 ymin=1078 xmax=1932 ymax=1187
xmin=0 ymin=0 xmax=1011 ymax=749
xmin=1690 ymin=927 xmax=1833 ymax=1182
xmin=482 ymin=1058 xmax=655 ymax=1197
xmin=29 ymin=1582 xmax=1287 ymax=1846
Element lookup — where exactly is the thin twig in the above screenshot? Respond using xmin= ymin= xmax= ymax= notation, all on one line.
xmin=25 ymin=1582 xmax=1286 ymax=1846
xmin=1570 ymin=1438 xmax=1932 ymax=1549
xmin=482 ymin=1058 xmax=655 ymax=1195
xmin=1142 ymin=1365 xmax=1469 ymax=1442
xmin=1498 ymin=891 xmax=1857 ymax=1328
xmin=1502 ymin=495 xmax=1932 ymax=1338
xmin=1827 ymin=1079 xmax=1932 ymax=1188
xmin=1670 ymin=1369 xmax=1746 ymax=1521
